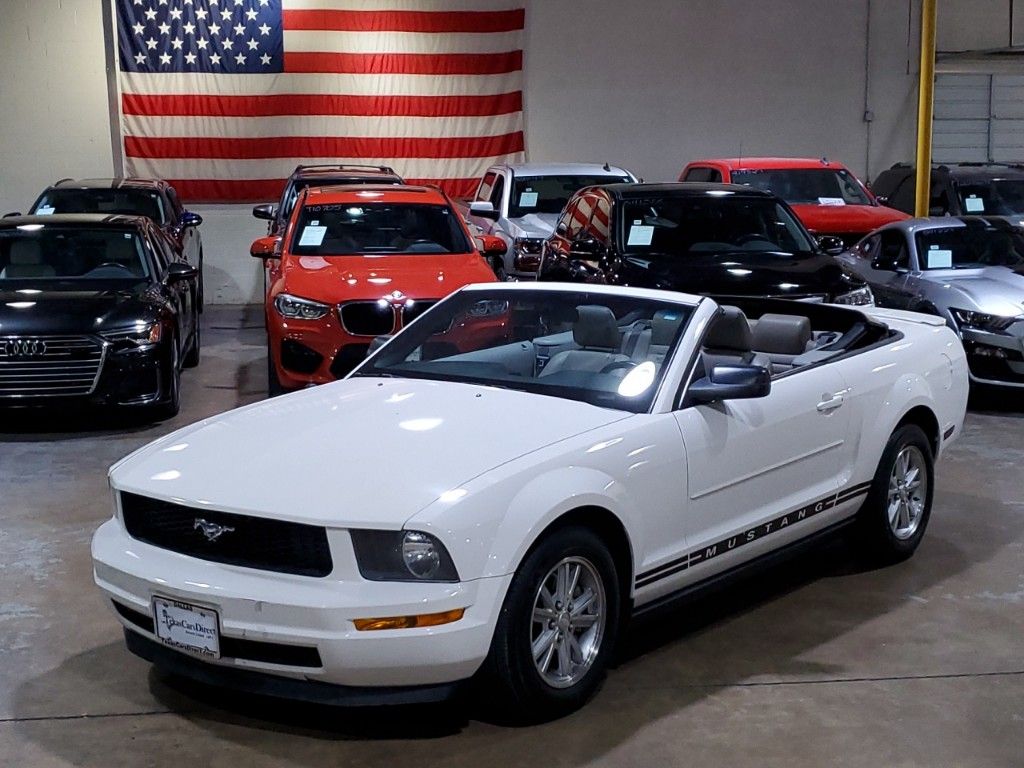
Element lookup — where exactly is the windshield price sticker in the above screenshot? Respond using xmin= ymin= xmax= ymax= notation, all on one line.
xmin=36 ymin=206 xmax=55 ymax=215
xmin=298 ymin=225 xmax=327 ymax=247
xmin=627 ymin=225 xmax=655 ymax=246
xmin=927 ymin=246 xmax=953 ymax=269
xmin=964 ymin=195 xmax=985 ymax=212
xmin=519 ymin=191 xmax=539 ymax=208
xmin=818 ymin=197 xmax=846 ymax=206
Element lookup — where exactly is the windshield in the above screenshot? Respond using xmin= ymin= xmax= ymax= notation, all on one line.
xmin=730 ymin=168 xmax=872 ymax=205
xmin=620 ymin=195 xmax=817 ymax=257
xmin=290 ymin=203 xmax=471 ymax=256
xmin=509 ymin=175 xmax=631 ymax=218
xmin=32 ymin=188 xmax=166 ymax=224
xmin=915 ymin=225 xmax=1024 ymax=269
xmin=956 ymin=180 xmax=1024 ymax=216
xmin=281 ymin=177 xmax=401 ymax=219
xmin=0 ymin=228 xmax=150 ymax=282
xmin=356 ymin=288 xmax=694 ymax=413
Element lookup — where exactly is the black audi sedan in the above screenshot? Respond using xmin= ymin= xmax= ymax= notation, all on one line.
xmin=537 ymin=183 xmax=873 ymax=305
xmin=21 ymin=178 xmax=206 ymax=310
xmin=0 ymin=214 xmax=200 ymax=419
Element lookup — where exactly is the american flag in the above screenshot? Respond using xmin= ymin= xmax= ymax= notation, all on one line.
xmin=114 ymin=0 xmax=526 ymax=202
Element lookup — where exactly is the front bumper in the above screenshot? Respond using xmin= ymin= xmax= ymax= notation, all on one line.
xmin=960 ymin=326 xmax=1024 ymax=387
xmin=92 ymin=518 xmax=509 ymax=689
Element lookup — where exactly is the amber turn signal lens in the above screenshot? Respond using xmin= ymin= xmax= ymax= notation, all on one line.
xmin=353 ymin=608 xmax=465 ymax=632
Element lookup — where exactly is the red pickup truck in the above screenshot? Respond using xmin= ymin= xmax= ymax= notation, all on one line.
xmin=680 ymin=157 xmax=909 ymax=247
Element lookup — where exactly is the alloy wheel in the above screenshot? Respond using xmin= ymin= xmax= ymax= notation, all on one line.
xmin=888 ymin=445 xmax=927 ymax=540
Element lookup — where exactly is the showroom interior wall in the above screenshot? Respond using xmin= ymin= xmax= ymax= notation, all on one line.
xmin=0 ymin=0 xmax=1020 ymax=303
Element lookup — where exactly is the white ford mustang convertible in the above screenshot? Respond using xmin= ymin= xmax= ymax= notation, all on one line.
xmin=92 ymin=283 xmax=968 ymax=718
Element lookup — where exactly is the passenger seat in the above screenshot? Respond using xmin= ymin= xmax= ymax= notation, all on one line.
xmin=750 ymin=313 xmax=813 ymax=374
xmin=701 ymin=306 xmax=770 ymax=370
xmin=0 ymin=240 xmax=55 ymax=279
xmin=540 ymin=305 xmax=628 ymax=377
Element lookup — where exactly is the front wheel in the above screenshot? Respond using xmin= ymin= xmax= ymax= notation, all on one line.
xmin=481 ymin=526 xmax=620 ymax=721
xmin=857 ymin=424 xmax=934 ymax=563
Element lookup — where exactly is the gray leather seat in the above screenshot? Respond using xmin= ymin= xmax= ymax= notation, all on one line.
xmin=751 ymin=313 xmax=813 ymax=373
xmin=1 ymin=240 xmax=55 ymax=279
xmin=701 ymin=306 xmax=769 ymax=371
xmin=540 ymin=305 xmax=628 ymax=377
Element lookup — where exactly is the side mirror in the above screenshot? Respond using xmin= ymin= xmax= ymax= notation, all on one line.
xmin=3 ymin=212 xmax=22 ymax=218
xmin=180 ymin=211 xmax=203 ymax=228
xmin=250 ymin=235 xmax=281 ymax=259
xmin=252 ymin=203 xmax=278 ymax=221
xmin=367 ymin=335 xmax=393 ymax=356
xmin=469 ymin=201 xmax=499 ymax=221
xmin=477 ymin=233 xmax=507 ymax=258
xmin=165 ymin=262 xmax=198 ymax=284
xmin=817 ymin=235 xmax=846 ymax=255
xmin=688 ymin=364 xmax=771 ymax=405
xmin=875 ymin=195 xmax=889 ymax=206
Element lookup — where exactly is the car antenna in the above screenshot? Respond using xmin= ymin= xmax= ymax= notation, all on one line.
xmin=603 ymin=162 xmax=611 ymax=172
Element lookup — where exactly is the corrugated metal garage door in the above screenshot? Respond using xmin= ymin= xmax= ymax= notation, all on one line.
xmin=934 ymin=74 xmax=1024 ymax=163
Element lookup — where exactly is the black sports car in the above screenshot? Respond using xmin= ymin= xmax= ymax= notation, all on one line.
xmin=538 ymin=182 xmax=874 ymax=305
xmin=0 ymin=214 xmax=200 ymax=418
xmin=21 ymin=178 xmax=206 ymax=310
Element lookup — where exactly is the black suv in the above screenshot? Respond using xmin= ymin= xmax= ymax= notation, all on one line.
xmin=252 ymin=164 xmax=405 ymax=234
xmin=870 ymin=162 xmax=1024 ymax=219
xmin=538 ymin=183 xmax=873 ymax=305
xmin=24 ymin=178 xmax=205 ymax=310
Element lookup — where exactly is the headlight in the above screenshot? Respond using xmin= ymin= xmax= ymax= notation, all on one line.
xmin=274 ymin=293 xmax=330 ymax=320
xmin=950 ymin=308 xmax=1019 ymax=333
xmin=349 ymin=530 xmax=459 ymax=582
xmin=513 ymin=237 xmax=544 ymax=272
xmin=832 ymin=286 xmax=874 ymax=306
xmin=100 ymin=322 xmax=162 ymax=347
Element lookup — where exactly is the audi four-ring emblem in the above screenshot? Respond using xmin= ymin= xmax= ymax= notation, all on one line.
xmin=3 ymin=338 xmax=47 ymax=358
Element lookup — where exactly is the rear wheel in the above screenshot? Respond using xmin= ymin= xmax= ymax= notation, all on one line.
xmin=857 ymin=424 xmax=934 ymax=562
xmin=482 ymin=526 xmax=620 ymax=721
xmin=182 ymin=320 xmax=200 ymax=368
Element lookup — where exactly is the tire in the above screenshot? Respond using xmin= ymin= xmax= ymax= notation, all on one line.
xmin=267 ymin=348 xmax=285 ymax=397
xmin=490 ymin=255 xmax=506 ymax=281
xmin=147 ymin=340 xmax=181 ymax=421
xmin=857 ymin=424 xmax=934 ymax=563
xmin=197 ymin=250 xmax=205 ymax=313
xmin=481 ymin=526 xmax=620 ymax=721
xmin=182 ymin=320 xmax=200 ymax=368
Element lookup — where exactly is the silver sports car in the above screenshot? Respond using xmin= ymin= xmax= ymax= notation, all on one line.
xmin=838 ymin=216 xmax=1024 ymax=387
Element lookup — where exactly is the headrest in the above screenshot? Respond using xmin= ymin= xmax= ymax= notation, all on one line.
xmin=573 ymin=305 xmax=621 ymax=350
xmin=704 ymin=306 xmax=752 ymax=352
xmin=751 ymin=313 xmax=813 ymax=355
xmin=9 ymin=239 xmax=43 ymax=265
xmin=651 ymin=308 xmax=686 ymax=346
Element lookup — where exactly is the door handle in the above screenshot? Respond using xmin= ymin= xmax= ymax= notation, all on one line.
xmin=816 ymin=394 xmax=845 ymax=413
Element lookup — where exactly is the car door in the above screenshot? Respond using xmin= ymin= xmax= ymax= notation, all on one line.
xmin=154 ymin=230 xmax=194 ymax=345
xmin=858 ymin=230 xmax=914 ymax=309
xmin=668 ymin=362 xmax=850 ymax=585
xmin=166 ymin=187 xmax=200 ymax=268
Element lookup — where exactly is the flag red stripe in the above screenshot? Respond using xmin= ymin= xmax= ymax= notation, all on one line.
xmin=284 ymin=50 xmax=522 ymax=75
xmin=124 ymin=132 xmax=525 ymax=160
xmin=168 ymin=177 xmax=480 ymax=204
xmin=121 ymin=91 xmax=523 ymax=118
xmin=282 ymin=8 xmax=525 ymax=33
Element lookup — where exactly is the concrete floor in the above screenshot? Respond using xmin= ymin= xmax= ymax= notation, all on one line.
xmin=1 ymin=306 xmax=1022 ymax=768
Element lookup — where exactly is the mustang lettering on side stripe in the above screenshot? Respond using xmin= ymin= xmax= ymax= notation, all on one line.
xmin=635 ymin=481 xmax=873 ymax=589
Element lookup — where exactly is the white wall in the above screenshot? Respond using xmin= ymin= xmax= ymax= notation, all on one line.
xmin=1 ymin=0 xmax=1018 ymax=303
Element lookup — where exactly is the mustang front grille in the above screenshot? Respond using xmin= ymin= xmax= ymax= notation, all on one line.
xmin=0 ymin=335 xmax=106 ymax=397
xmin=120 ymin=492 xmax=333 ymax=578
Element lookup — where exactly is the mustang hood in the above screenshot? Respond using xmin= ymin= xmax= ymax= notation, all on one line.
xmin=790 ymin=203 xmax=909 ymax=235
xmin=924 ymin=266 xmax=1024 ymax=316
xmin=620 ymin=251 xmax=861 ymax=298
xmin=280 ymin=253 xmax=495 ymax=303
xmin=0 ymin=280 xmax=158 ymax=335
xmin=110 ymin=377 xmax=631 ymax=528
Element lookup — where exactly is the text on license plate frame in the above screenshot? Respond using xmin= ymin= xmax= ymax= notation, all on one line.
xmin=151 ymin=596 xmax=221 ymax=659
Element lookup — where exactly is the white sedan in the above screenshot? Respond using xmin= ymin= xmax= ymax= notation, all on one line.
xmin=92 ymin=283 xmax=968 ymax=719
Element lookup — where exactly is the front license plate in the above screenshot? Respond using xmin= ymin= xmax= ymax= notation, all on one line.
xmin=152 ymin=597 xmax=220 ymax=659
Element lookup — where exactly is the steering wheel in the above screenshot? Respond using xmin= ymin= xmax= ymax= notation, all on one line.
xmin=599 ymin=360 xmax=637 ymax=375
xmin=735 ymin=233 xmax=771 ymax=245
xmin=92 ymin=262 xmax=133 ymax=273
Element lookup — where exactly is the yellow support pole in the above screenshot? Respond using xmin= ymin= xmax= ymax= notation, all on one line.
xmin=915 ymin=0 xmax=938 ymax=217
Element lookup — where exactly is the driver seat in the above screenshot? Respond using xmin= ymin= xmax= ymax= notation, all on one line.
xmin=540 ymin=305 xmax=628 ymax=377
xmin=701 ymin=306 xmax=770 ymax=371
xmin=1 ymin=240 xmax=55 ymax=278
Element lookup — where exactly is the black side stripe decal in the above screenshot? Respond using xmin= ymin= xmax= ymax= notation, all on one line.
xmin=635 ymin=481 xmax=872 ymax=589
